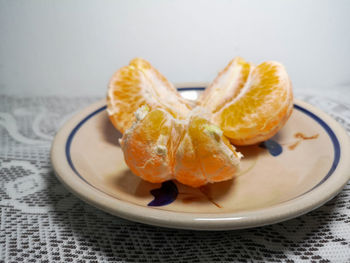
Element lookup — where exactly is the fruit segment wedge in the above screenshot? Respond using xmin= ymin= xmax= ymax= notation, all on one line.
xmin=200 ymin=57 xmax=253 ymax=113
xmin=120 ymin=107 xmax=175 ymax=183
xmin=174 ymin=108 xmax=242 ymax=187
xmin=200 ymin=58 xmax=293 ymax=145
xmin=107 ymin=58 xmax=192 ymax=133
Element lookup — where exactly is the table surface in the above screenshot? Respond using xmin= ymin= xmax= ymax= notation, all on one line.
xmin=1 ymin=1 xmax=350 ymax=262
xmin=0 ymin=93 xmax=349 ymax=263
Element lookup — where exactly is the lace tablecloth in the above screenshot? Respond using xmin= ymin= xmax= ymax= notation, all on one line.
xmin=0 ymin=94 xmax=349 ymax=263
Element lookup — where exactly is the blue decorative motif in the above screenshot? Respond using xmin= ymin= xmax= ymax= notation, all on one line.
xmin=148 ymin=181 xmax=179 ymax=206
xmin=259 ymin=140 xmax=283 ymax=156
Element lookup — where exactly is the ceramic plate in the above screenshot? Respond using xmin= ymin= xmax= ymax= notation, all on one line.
xmin=51 ymin=86 xmax=350 ymax=230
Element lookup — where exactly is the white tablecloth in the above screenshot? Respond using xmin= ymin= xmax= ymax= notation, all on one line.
xmin=0 ymin=93 xmax=349 ymax=262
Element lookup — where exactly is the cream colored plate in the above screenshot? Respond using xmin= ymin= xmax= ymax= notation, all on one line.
xmin=51 ymin=86 xmax=350 ymax=230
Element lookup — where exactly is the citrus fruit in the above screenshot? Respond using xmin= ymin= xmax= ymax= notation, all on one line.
xmin=109 ymin=57 xmax=293 ymax=187
xmin=120 ymin=106 xmax=242 ymax=187
xmin=200 ymin=57 xmax=293 ymax=145
xmin=107 ymin=58 xmax=192 ymax=133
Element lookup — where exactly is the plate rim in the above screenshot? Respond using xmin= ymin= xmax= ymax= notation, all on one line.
xmin=51 ymin=86 xmax=350 ymax=230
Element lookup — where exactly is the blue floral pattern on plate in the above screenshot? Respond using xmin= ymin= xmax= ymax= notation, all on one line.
xmin=148 ymin=181 xmax=178 ymax=206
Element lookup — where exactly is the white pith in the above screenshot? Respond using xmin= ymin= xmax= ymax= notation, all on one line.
xmin=135 ymin=105 xmax=149 ymax=121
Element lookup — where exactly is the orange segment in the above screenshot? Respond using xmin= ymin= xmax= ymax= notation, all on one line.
xmin=200 ymin=57 xmax=253 ymax=113
xmin=201 ymin=59 xmax=293 ymax=145
xmin=107 ymin=58 xmax=192 ymax=133
xmin=174 ymin=132 xmax=206 ymax=187
xmin=175 ymin=110 xmax=241 ymax=187
xmin=120 ymin=107 xmax=175 ymax=183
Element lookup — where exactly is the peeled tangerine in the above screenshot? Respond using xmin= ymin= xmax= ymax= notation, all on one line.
xmin=108 ymin=57 xmax=293 ymax=187
xmin=120 ymin=106 xmax=242 ymax=188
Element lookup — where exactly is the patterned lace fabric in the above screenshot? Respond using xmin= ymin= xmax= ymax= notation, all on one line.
xmin=0 ymin=94 xmax=349 ymax=263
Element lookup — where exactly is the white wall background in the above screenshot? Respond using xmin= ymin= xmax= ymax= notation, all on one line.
xmin=0 ymin=0 xmax=349 ymax=99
